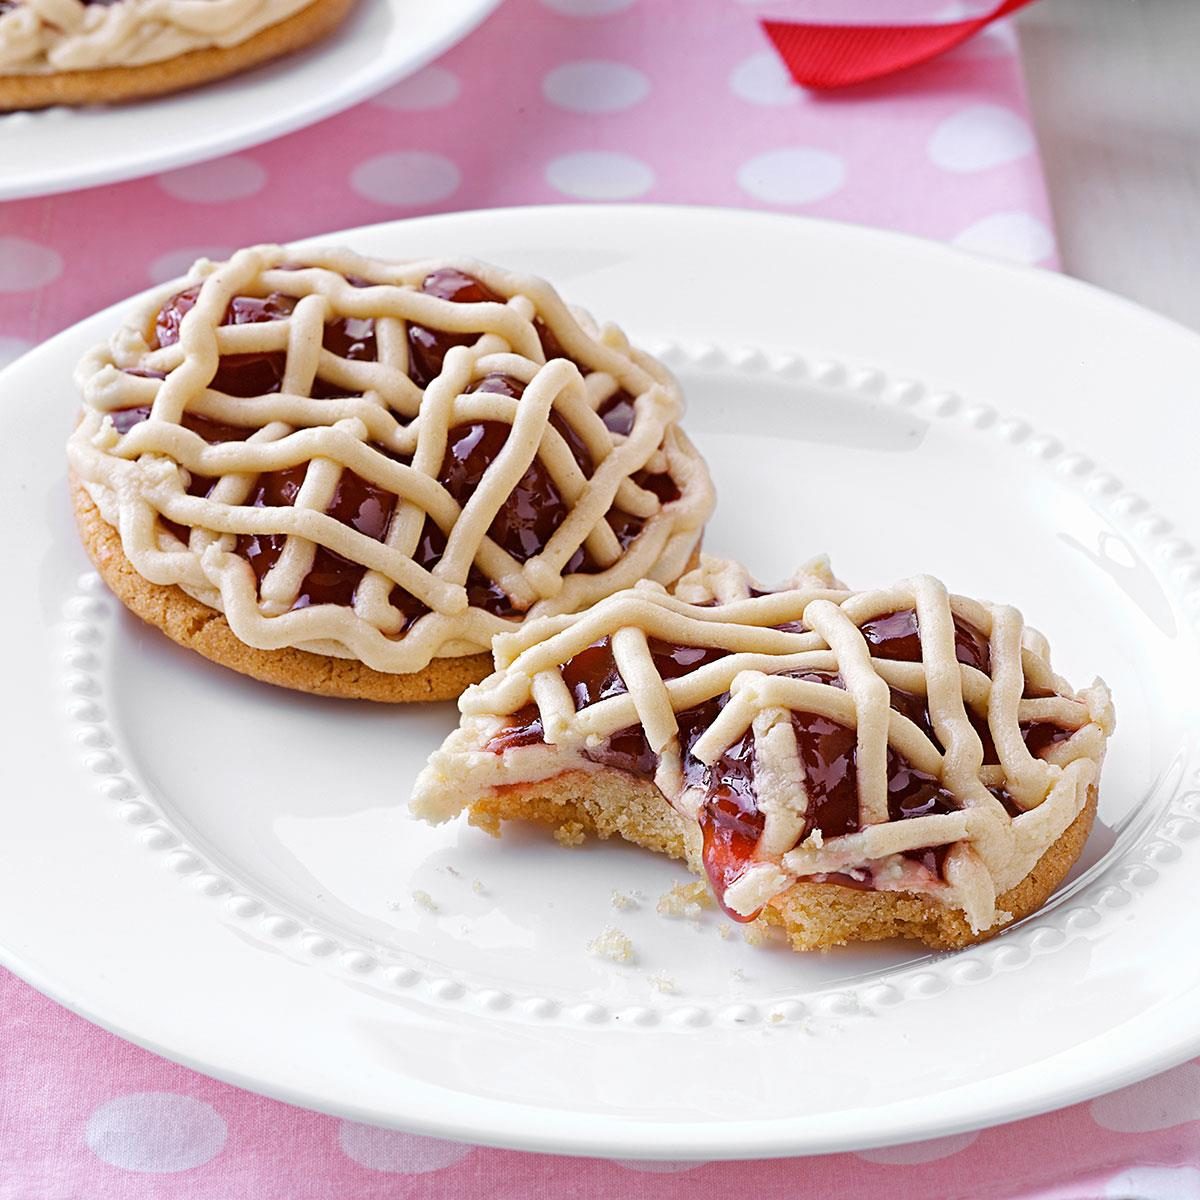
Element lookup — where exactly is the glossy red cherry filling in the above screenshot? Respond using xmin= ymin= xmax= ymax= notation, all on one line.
xmin=860 ymin=607 xmax=991 ymax=674
xmin=407 ymin=268 xmax=502 ymax=387
xmin=312 ymin=316 xmax=378 ymax=399
xmin=109 ymin=405 xmax=248 ymax=448
xmin=487 ymin=638 xmax=730 ymax=763
xmin=487 ymin=705 xmax=545 ymax=754
xmin=696 ymin=710 xmax=960 ymax=918
xmin=598 ymin=391 xmax=637 ymax=436
xmin=231 ymin=447 xmax=517 ymax=621
xmin=988 ymin=787 xmax=1025 ymax=818
xmin=561 ymin=639 xmax=627 ymax=711
xmin=464 ymin=373 xmax=674 ymax=569
xmin=111 ymin=404 xmax=252 ymax=541
xmin=236 ymin=466 xmax=395 ymax=609
xmin=903 ymin=844 xmax=951 ymax=879
xmin=699 ymin=729 xmax=764 ymax=920
xmin=1021 ymin=721 xmax=1074 ymax=758
xmin=153 ymin=285 xmax=378 ymax=399
xmin=382 ymin=414 xmax=590 ymax=627
xmin=886 ymin=749 xmax=958 ymax=821
xmin=388 ymin=519 xmax=519 ymax=631
xmin=469 ymin=372 xmax=594 ymax=475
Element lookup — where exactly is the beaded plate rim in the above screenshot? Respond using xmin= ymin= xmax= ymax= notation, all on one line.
xmin=60 ymin=339 xmax=1200 ymax=1033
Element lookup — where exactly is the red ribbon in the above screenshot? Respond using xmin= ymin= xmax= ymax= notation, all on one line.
xmin=763 ymin=0 xmax=1038 ymax=91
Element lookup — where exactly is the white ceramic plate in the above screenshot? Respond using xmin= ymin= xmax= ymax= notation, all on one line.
xmin=1 ymin=206 xmax=1198 ymax=1160
xmin=0 ymin=0 xmax=501 ymax=200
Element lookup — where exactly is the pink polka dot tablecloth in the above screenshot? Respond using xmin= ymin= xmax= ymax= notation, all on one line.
xmin=1 ymin=1 xmax=1198 ymax=1196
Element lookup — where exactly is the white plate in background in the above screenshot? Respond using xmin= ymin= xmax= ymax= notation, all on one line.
xmin=0 ymin=0 xmax=501 ymax=200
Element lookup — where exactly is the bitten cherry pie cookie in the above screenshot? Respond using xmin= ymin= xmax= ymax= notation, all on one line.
xmin=413 ymin=557 xmax=1115 ymax=949
xmin=0 ymin=0 xmax=356 ymax=110
xmin=68 ymin=246 xmax=714 ymax=702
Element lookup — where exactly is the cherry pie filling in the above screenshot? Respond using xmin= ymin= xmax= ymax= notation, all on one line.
xmin=106 ymin=269 xmax=676 ymax=634
xmin=486 ymin=608 xmax=1077 ymax=918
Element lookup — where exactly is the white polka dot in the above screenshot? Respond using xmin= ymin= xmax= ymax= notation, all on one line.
xmin=338 ymin=1123 xmax=472 ymax=1173
xmin=0 ymin=237 xmax=63 ymax=292
xmin=373 ymin=66 xmax=461 ymax=111
xmin=956 ymin=23 xmax=1017 ymax=59
xmin=545 ymin=151 xmax=654 ymax=200
xmin=978 ymin=23 xmax=1018 ymax=55
xmin=540 ymin=0 xmax=634 ymax=14
xmin=856 ymin=1131 xmax=978 ymax=1165
xmin=350 ymin=152 xmax=461 ymax=207
xmin=928 ymin=104 xmax=1034 ymax=172
xmin=542 ymin=60 xmax=649 ymax=114
xmin=936 ymin=0 xmax=1005 ymax=15
xmin=0 ymin=336 xmax=31 ymax=368
xmin=85 ymin=1093 xmax=226 ymax=1173
xmin=612 ymin=1159 xmax=707 ymax=1173
xmin=148 ymin=247 xmax=232 ymax=286
xmin=953 ymin=211 xmax=1055 ymax=264
xmin=729 ymin=51 xmax=801 ymax=106
xmin=736 ymin=148 xmax=845 ymax=206
xmin=1090 ymin=1062 xmax=1200 ymax=1133
xmin=156 ymin=155 xmax=267 ymax=204
xmin=935 ymin=6 xmax=1017 ymax=58
xmin=1104 ymin=1166 xmax=1200 ymax=1199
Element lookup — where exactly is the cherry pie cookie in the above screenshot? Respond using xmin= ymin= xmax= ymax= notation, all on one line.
xmin=413 ymin=557 xmax=1114 ymax=949
xmin=68 ymin=245 xmax=714 ymax=702
xmin=0 ymin=0 xmax=356 ymax=110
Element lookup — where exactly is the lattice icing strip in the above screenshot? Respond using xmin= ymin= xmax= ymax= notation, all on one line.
xmin=68 ymin=245 xmax=715 ymax=673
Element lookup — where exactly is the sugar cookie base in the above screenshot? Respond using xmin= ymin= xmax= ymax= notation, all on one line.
xmin=465 ymin=768 xmax=1098 ymax=951
xmin=0 ymin=0 xmax=357 ymax=111
xmin=72 ymin=476 xmax=492 ymax=703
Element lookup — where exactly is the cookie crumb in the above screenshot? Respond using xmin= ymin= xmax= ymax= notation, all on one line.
xmin=731 ymin=967 xmax=746 ymax=982
xmin=742 ymin=922 xmax=769 ymax=947
xmin=717 ymin=924 xmax=732 ymax=940
xmin=648 ymin=970 xmax=677 ymax=994
xmin=587 ymin=926 xmax=635 ymax=964
xmin=554 ymin=821 xmax=587 ymax=847
xmin=471 ymin=879 xmax=486 ymax=895
xmin=657 ymin=880 xmax=714 ymax=920
xmin=610 ymin=889 xmax=640 ymax=911
xmin=412 ymin=890 xmax=438 ymax=912
xmin=769 ymin=1012 xmax=784 ymax=1024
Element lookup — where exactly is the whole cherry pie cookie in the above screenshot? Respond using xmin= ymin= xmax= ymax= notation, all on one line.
xmin=413 ymin=557 xmax=1115 ymax=949
xmin=67 ymin=245 xmax=715 ymax=702
xmin=0 ymin=0 xmax=356 ymax=110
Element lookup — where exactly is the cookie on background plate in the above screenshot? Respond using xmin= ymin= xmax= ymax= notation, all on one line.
xmin=67 ymin=245 xmax=715 ymax=702
xmin=0 ymin=0 xmax=357 ymax=110
xmin=412 ymin=555 xmax=1115 ymax=950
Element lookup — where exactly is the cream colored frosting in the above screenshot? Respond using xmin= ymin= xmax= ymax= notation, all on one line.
xmin=0 ymin=0 xmax=317 ymax=74
xmin=412 ymin=556 xmax=1115 ymax=933
xmin=68 ymin=245 xmax=715 ymax=674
